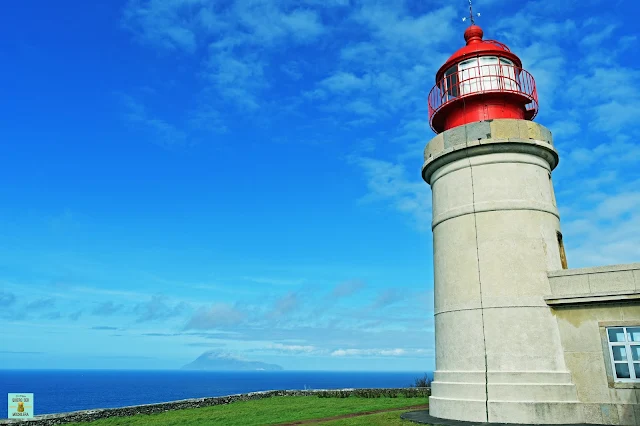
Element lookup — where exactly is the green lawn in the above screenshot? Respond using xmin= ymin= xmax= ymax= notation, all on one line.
xmin=63 ymin=396 xmax=427 ymax=426
xmin=317 ymin=410 xmax=423 ymax=425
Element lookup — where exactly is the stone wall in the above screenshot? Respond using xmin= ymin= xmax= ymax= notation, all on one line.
xmin=546 ymin=263 xmax=640 ymax=425
xmin=0 ymin=388 xmax=429 ymax=425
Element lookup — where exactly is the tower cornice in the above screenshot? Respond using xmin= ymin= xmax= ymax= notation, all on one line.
xmin=421 ymin=119 xmax=557 ymax=184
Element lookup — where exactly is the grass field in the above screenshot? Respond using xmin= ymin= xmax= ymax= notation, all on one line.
xmin=63 ymin=395 xmax=428 ymax=425
xmin=318 ymin=410 xmax=422 ymax=425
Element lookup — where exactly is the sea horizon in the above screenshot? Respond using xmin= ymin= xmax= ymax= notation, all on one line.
xmin=1 ymin=368 xmax=431 ymax=372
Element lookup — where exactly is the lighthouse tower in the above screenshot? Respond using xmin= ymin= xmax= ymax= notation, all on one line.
xmin=422 ymin=24 xmax=582 ymax=424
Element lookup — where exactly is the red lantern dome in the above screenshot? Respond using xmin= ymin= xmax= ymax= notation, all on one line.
xmin=428 ymin=25 xmax=538 ymax=133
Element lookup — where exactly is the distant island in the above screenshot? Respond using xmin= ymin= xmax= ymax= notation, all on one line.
xmin=181 ymin=351 xmax=283 ymax=371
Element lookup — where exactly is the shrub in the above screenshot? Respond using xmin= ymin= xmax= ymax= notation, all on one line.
xmin=411 ymin=373 xmax=432 ymax=388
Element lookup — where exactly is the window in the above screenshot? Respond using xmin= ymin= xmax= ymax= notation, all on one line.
xmin=456 ymin=56 xmax=519 ymax=96
xmin=442 ymin=66 xmax=459 ymax=100
xmin=458 ymin=57 xmax=481 ymax=95
xmin=606 ymin=327 xmax=640 ymax=382
xmin=499 ymin=58 xmax=518 ymax=91
xmin=557 ymin=231 xmax=567 ymax=269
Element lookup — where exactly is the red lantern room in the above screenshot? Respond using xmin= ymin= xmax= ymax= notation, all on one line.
xmin=428 ymin=24 xmax=538 ymax=133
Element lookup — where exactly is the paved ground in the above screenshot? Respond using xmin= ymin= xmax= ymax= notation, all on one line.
xmin=274 ymin=404 xmax=429 ymax=425
xmin=400 ymin=410 xmax=607 ymax=426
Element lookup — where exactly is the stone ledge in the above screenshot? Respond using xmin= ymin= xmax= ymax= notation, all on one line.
xmin=547 ymin=263 xmax=640 ymax=278
xmin=422 ymin=140 xmax=558 ymax=184
xmin=0 ymin=388 xmax=428 ymax=425
xmin=545 ymin=291 xmax=640 ymax=306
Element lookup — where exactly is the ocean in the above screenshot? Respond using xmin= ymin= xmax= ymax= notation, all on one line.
xmin=0 ymin=370 xmax=431 ymax=417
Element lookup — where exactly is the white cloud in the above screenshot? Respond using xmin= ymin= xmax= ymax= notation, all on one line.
xmin=594 ymin=192 xmax=640 ymax=219
xmin=280 ymin=9 xmax=325 ymax=42
xmin=580 ymin=23 xmax=617 ymax=47
xmin=568 ymin=68 xmax=639 ymax=104
xmin=352 ymin=157 xmax=431 ymax=231
xmin=353 ymin=3 xmax=456 ymax=51
xmin=184 ymin=303 xmax=246 ymax=330
xmin=592 ymin=100 xmax=640 ymax=133
xmin=120 ymin=0 xmax=640 ymax=271
xmin=241 ymin=276 xmax=306 ymax=286
xmin=135 ymin=295 xmax=190 ymax=323
xmin=548 ymin=120 xmax=580 ymax=139
xmin=232 ymin=2 xmax=325 ymax=46
xmin=121 ymin=94 xmax=188 ymax=147
xmin=204 ymin=51 xmax=267 ymax=110
xmin=331 ymin=348 xmax=410 ymax=357
xmin=280 ymin=61 xmax=304 ymax=80
xmin=369 ymin=289 xmax=406 ymax=310
xmin=1 ymin=291 xmax=17 ymax=307
xmin=122 ymin=0 xmax=211 ymax=53
xmin=122 ymin=0 xmax=326 ymax=116
xmin=320 ymin=72 xmax=370 ymax=94
xmin=267 ymin=292 xmax=300 ymax=319
xmin=331 ymin=280 xmax=366 ymax=299
xmin=265 ymin=343 xmax=316 ymax=353
xmin=556 ymin=154 xmax=640 ymax=267
xmin=562 ymin=210 xmax=640 ymax=268
xmin=92 ymin=301 xmax=123 ymax=316
xmin=344 ymin=100 xmax=379 ymax=117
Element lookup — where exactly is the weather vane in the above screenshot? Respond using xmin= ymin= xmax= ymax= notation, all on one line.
xmin=462 ymin=0 xmax=480 ymax=25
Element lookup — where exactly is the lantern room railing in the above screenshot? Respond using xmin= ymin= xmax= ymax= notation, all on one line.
xmin=428 ymin=64 xmax=538 ymax=130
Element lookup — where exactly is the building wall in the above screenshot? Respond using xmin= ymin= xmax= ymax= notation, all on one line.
xmin=547 ymin=264 xmax=640 ymax=425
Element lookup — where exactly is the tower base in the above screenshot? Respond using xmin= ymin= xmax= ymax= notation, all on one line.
xmin=429 ymin=370 xmax=582 ymax=424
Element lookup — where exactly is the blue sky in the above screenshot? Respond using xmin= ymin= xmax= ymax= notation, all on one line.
xmin=0 ymin=0 xmax=638 ymax=371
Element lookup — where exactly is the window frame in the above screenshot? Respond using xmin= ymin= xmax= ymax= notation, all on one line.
xmin=599 ymin=322 xmax=640 ymax=389
xmin=606 ymin=326 xmax=640 ymax=382
xmin=442 ymin=65 xmax=459 ymax=100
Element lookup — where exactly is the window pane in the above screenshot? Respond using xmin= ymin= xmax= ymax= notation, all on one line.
xmin=627 ymin=327 xmax=640 ymax=342
xmin=444 ymin=67 xmax=459 ymax=98
xmin=612 ymin=345 xmax=628 ymax=361
xmin=634 ymin=363 xmax=640 ymax=379
xmin=615 ymin=363 xmax=630 ymax=379
xmin=501 ymin=65 xmax=517 ymax=91
xmin=479 ymin=56 xmax=498 ymax=65
xmin=631 ymin=345 xmax=640 ymax=361
xmin=458 ymin=59 xmax=475 ymax=71
xmin=608 ymin=328 xmax=626 ymax=342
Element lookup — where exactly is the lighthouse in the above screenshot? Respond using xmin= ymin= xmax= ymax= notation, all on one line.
xmin=422 ymin=24 xmax=583 ymax=424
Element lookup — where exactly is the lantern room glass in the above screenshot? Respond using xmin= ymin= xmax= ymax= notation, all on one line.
xmin=445 ymin=56 xmax=518 ymax=96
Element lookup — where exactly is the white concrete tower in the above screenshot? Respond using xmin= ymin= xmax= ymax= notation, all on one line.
xmin=423 ymin=24 xmax=582 ymax=423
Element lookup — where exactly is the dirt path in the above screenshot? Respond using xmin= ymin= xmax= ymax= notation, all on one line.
xmin=274 ymin=404 xmax=429 ymax=425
